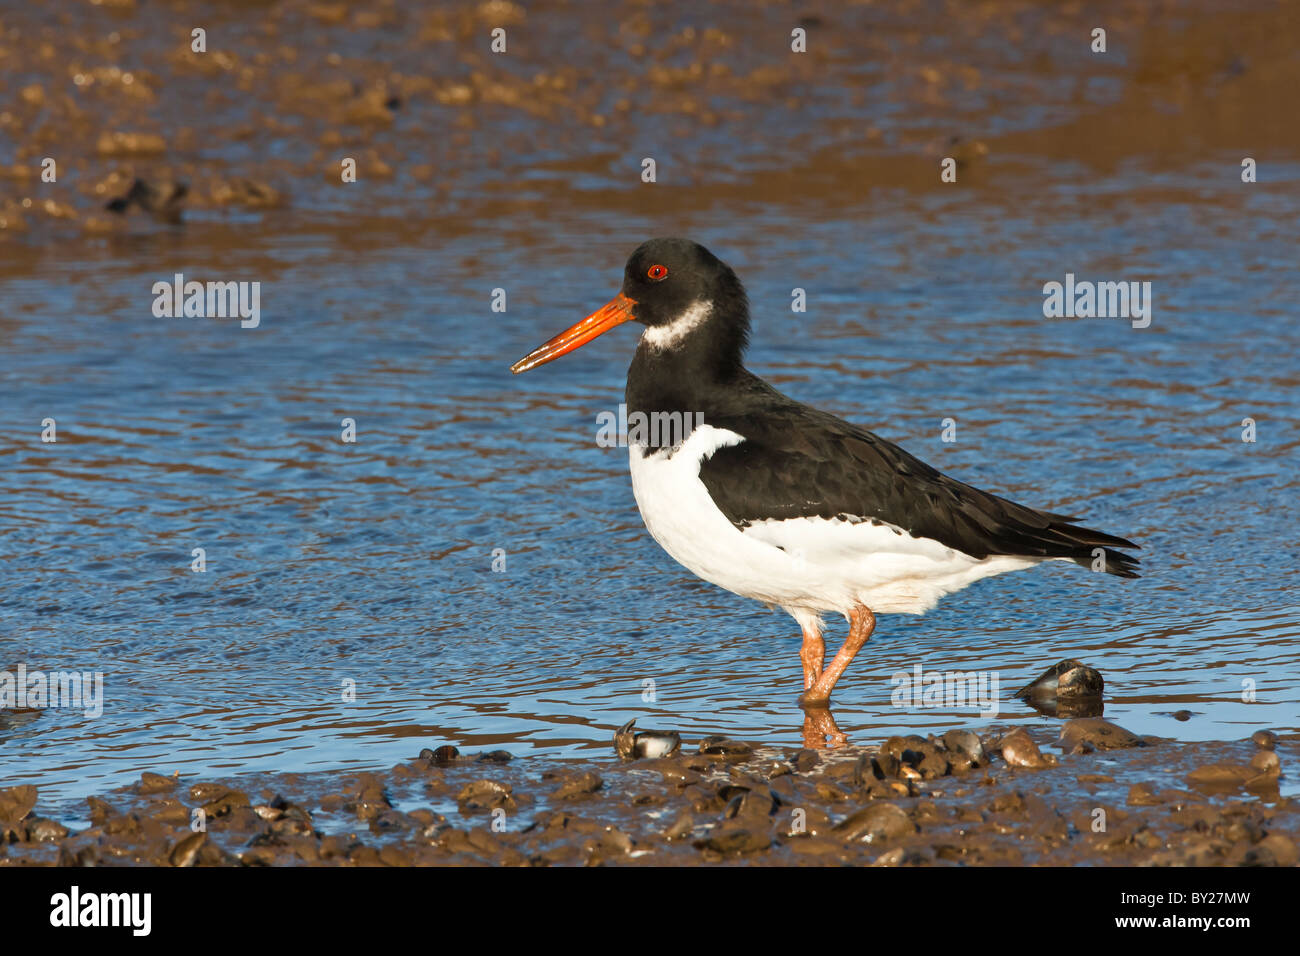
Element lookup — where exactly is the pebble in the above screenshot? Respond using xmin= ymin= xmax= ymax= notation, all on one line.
xmin=793 ymin=749 xmax=821 ymax=773
xmin=697 ymin=735 xmax=754 ymax=757
xmin=1014 ymin=659 xmax=1105 ymax=700
xmin=1060 ymin=718 xmax=1147 ymax=753
xmin=1249 ymin=750 xmax=1280 ymax=776
xmin=169 ymin=831 xmax=208 ymax=867
xmin=0 ymin=785 xmax=37 ymax=823
xmin=940 ymin=729 xmax=986 ymax=765
xmin=998 ymin=729 xmax=1056 ymax=769
xmin=833 ymin=802 xmax=916 ymax=843
xmin=139 ymin=772 xmax=176 ymax=795
xmin=663 ymin=813 xmax=694 ymax=841
xmin=24 ymin=818 xmax=69 ymax=842
xmin=420 ymin=745 xmax=460 ymax=765
xmin=552 ymin=772 xmax=604 ymax=800
xmin=456 ymin=779 xmax=515 ymax=812
xmin=1250 ymin=730 xmax=1277 ymax=750
xmin=1186 ymin=762 xmax=1255 ymax=788
xmin=695 ymin=823 xmax=770 ymax=855
xmin=1248 ymin=834 xmax=1299 ymax=867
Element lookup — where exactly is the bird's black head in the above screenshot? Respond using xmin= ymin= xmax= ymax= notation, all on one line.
xmin=510 ymin=237 xmax=750 ymax=377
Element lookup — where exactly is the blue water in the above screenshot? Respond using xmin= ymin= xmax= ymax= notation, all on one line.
xmin=3 ymin=160 xmax=1297 ymax=813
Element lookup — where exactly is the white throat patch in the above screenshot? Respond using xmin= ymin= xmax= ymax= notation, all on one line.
xmin=640 ymin=300 xmax=712 ymax=350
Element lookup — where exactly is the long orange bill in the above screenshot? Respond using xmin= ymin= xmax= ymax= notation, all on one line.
xmin=510 ymin=293 xmax=637 ymax=374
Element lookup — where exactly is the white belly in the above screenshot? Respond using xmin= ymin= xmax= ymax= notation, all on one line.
xmin=627 ymin=425 xmax=1041 ymax=618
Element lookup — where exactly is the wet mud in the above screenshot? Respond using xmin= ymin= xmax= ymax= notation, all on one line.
xmin=3 ymin=726 xmax=1294 ymax=866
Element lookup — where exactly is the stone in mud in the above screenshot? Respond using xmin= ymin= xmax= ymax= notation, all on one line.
xmin=252 ymin=803 xmax=283 ymax=822
xmin=552 ymin=772 xmax=603 ymax=800
xmin=1060 ymin=718 xmax=1147 ymax=753
xmin=209 ymin=178 xmax=284 ymax=209
xmin=873 ymin=845 xmax=935 ymax=866
xmin=941 ymin=729 xmax=987 ymax=766
xmin=1251 ymin=730 xmax=1277 ymax=750
xmin=240 ymin=846 xmax=278 ymax=867
xmin=722 ymin=787 xmax=777 ymax=821
xmin=1127 ymin=782 xmax=1167 ymax=807
xmin=698 ymin=735 xmax=753 ymax=757
xmin=456 ymin=779 xmax=515 ymax=813
xmin=368 ymin=808 xmax=412 ymax=834
xmin=104 ymin=812 xmax=144 ymax=837
xmin=86 ymin=796 xmax=116 ymax=826
xmin=833 ymin=802 xmax=916 ymax=843
xmin=420 ymin=745 xmax=461 ymax=765
xmin=273 ymin=811 xmax=315 ymax=842
xmin=139 ymin=772 xmax=176 ymax=795
xmin=24 ymin=818 xmax=69 ymax=842
xmin=763 ymin=759 xmax=793 ymax=779
xmin=1015 ymin=659 xmax=1104 ymax=700
xmin=997 ymin=728 xmax=1056 ymax=769
xmin=346 ymin=777 xmax=392 ymax=821
xmin=0 ymin=785 xmax=37 ymax=824
xmin=793 ymin=749 xmax=821 ymax=773
xmin=189 ymin=782 xmax=230 ymax=803
xmin=202 ymin=789 xmax=251 ymax=818
xmin=873 ymin=735 xmax=951 ymax=779
xmin=147 ymin=799 xmax=192 ymax=827
xmin=1247 ymin=834 xmax=1299 ymax=867
xmin=1249 ymin=750 xmax=1280 ymax=777
xmin=651 ymin=761 xmax=702 ymax=788
xmin=865 ymin=750 xmax=900 ymax=780
xmin=169 ymin=831 xmax=208 ymax=867
xmin=1014 ymin=659 xmax=1104 ymax=717
xmin=1186 ymin=763 xmax=1256 ymax=789
xmin=663 ymin=812 xmax=694 ymax=841
xmin=813 ymin=780 xmax=852 ymax=802
xmin=586 ymin=828 xmax=634 ymax=864
xmin=695 ymin=823 xmax=771 ymax=855
xmin=400 ymin=807 xmax=435 ymax=831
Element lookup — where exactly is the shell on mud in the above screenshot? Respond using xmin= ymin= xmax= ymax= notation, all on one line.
xmin=1013 ymin=659 xmax=1105 ymax=717
xmin=614 ymin=719 xmax=682 ymax=761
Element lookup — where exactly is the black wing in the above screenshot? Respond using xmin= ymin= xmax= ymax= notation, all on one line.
xmin=699 ymin=382 xmax=1140 ymax=578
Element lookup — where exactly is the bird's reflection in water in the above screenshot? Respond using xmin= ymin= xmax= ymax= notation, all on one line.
xmin=800 ymin=705 xmax=847 ymax=748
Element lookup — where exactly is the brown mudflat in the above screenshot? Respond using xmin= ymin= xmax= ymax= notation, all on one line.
xmin=2 ymin=728 xmax=1294 ymax=866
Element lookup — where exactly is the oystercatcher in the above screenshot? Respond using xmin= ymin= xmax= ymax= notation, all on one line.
xmin=510 ymin=238 xmax=1139 ymax=708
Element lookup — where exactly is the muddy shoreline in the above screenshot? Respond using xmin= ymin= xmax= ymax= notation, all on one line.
xmin=3 ymin=722 xmax=1294 ymax=866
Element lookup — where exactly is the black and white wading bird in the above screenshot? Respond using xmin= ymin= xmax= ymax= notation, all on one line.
xmin=511 ymin=239 xmax=1138 ymax=734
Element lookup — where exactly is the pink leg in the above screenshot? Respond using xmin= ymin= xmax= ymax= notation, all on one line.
xmin=798 ymin=605 xmax=875 ymax=706
xmin=799 ymin=623 xmax=825 ymax=692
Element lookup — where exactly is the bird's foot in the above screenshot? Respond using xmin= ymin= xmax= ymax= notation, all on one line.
xmin=796 ymin=689 xmax=831 ymax=708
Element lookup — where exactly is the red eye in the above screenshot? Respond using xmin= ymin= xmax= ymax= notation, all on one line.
xmin=647 ymin=264 xmax=668 ymax=281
